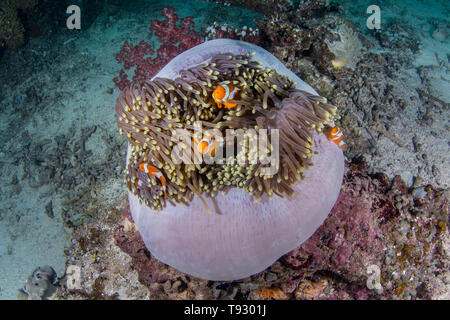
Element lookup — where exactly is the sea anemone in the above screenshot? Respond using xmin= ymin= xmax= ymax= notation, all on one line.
xmin=116 ymin=39 xmax=344 ymax=280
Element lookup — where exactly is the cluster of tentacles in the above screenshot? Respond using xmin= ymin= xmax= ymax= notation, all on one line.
xmin=116 ymin=53 xmax=337 ymax=211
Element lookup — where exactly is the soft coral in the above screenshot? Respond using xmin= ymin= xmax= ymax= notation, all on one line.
xmin=113 ymin=7 xmax=202 ymax=90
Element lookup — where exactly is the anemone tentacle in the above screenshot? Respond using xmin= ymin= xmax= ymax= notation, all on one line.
xmin=116 ymin=53 xmax=337 ymax=211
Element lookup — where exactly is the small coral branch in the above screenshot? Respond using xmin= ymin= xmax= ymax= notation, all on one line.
xmin=113 ymin=7 xmax=202 ymax=91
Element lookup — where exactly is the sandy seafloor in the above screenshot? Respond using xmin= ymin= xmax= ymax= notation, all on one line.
xmin=0 ymin=0 xmax=448 ymax=299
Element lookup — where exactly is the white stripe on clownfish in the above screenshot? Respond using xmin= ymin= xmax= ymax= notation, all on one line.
xmin=138 ymin=163 xmax=168 ymax=199
xmin=194 ymin=135 xmax=224 ymax=156
xmin=213 ymin=84 xmax=240 ymax=109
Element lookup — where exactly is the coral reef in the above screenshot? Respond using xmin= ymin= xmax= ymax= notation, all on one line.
xmin=55 ymin=203 xmax=152 ymax=300
xmin=0 ymin=0 xmax=37 ymax=49
xmin=1 ymin=0 xmax=446 ymax=300
xmin=113 ymin=208 xmax=179 ymax=286
xmin=282 ymin=159 xmax=449 ymax=299
xmin=113 ymin=7 xmax=202 ymax=90
xmin=114 ymin=6 xmax=265 ymax=91
xmin=324 ymin=22 xmax=363 ymax=71
xmin=254 ymin=2 xmax=358 ymax=80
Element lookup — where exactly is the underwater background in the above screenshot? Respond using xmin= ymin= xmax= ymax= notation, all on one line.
xmin=0 ymin=0 xmax=448 ymax=299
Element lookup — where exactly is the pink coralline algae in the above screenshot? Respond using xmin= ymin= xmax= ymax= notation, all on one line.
xmin=283 ymin=160 xmax=448 ymax=299
xmin=113 ymin=7 xmax=202 ymax=90
xmin=283 ymin=161 xmax=387 ymax=275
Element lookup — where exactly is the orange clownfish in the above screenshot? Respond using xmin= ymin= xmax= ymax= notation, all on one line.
xmin=212 ymin=84 xmax=239 ymax=109
xmin=193 ymin=135 xmax=223 ymax=157
xmin=327 ymin=126 xmax=346 ymax=149
xmin=139 ymin=163 xmax=168 ymax=199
